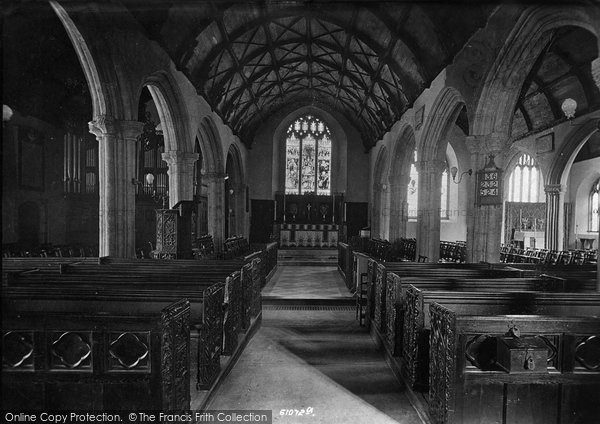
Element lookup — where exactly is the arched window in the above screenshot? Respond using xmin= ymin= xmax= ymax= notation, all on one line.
xmin=591 ymin=178 xmax=599 ymax=232
xmin=285 ymin=115 xmax=332 ymax=195
xmin=507 ymin=154 xmax=540 ymax=202
xmin=407 ymin=150 xmax=418 ymax=217
xmin=440 ymin=167 xmax=449 ymax=218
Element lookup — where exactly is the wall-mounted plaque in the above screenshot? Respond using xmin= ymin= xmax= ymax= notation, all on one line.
xmin=536 ymin=132 xmax=554 ymax=153
xmin=476 ymin=155 xmax=503 ymax=206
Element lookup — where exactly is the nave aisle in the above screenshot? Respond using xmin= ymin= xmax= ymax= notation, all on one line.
xmin=208 ymin=264 xmax=423 ymax=424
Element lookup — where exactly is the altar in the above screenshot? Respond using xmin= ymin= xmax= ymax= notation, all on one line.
xmin=279 ymin=223 xmax=339 ymax=248
xmin=274 ymin=192 xmax=343 ymax=248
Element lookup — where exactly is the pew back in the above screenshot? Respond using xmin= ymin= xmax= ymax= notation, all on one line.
xmin=429 ymin=303 xmax=600 ymax=424
xmin=2 ymin=300 xmax=190 ymax=411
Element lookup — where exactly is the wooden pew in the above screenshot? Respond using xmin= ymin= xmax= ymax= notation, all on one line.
xmin=382 ymin=273 xmax=591 ymax=357
xmin=2 ymin=299 xmax=190 ymax=411
xmin=2 ymin=256 xmax=265 ymax=389
xmin=402 ymin=286 xmax=600 ymax=391
xmin=371 ymin=262 xmax=522 ymax=336
xmin=429 ymin=303 xmax=600 ymax=424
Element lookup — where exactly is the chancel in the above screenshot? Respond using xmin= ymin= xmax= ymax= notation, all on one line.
xmin=2 ymin=1 xmax=600 ymax=423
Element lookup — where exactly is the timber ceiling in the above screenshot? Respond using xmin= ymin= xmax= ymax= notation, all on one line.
xmin=511 ymin=26 xmax=600 ymax=139
xmin=126 ymin=1 xmax=494 ymax=149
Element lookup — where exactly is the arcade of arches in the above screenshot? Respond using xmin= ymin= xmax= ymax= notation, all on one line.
xmin=2 ymin=0 xmax=600 ymax=421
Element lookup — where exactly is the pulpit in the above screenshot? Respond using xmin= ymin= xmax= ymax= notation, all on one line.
xmin=154 ymin=201 xmax=194 ymax=259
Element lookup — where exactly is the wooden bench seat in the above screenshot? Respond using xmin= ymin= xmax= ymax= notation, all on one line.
xmin=428 ymin=304 xmax=600 ymax=424
xmin=402 ymin=286 xmax=600 ymax=391
xmin=2 ymin=300 xmax=191 ymax=411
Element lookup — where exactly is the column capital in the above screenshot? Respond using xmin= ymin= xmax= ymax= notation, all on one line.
xmin=161 ymin=151 xmax=199 ymax=166
xmin=88 ymin=115 xmax=117 ymax=138
xmin=203 ymin=172 xmax=227 ymax=181
xmin=465 ymin=132 xmax=508 ymax=156
xmin=119 ymin=120 xmax=145 ymax=140
xmin=544 ymin=184 xmax=563 ymax=195
xmin=88 ymin=117 xmax=143 ymax=141
xmin=418 ymin=159 xmax=446 ymax=173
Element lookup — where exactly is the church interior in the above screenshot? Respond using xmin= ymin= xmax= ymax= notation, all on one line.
xmin=2 ymin=1 xmax=600 ymax=423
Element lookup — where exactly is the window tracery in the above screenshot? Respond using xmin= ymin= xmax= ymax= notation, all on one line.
xmin=285 ymin=115 xmax=332 ymax=195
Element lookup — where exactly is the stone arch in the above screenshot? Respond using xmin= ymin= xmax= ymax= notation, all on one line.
xmin=197 ymin=116 xmax=225 ymax=174
xmin=473 ymin=5 xmax=600 ymax=136
xmin=547 ymin=121 xmax=600 ymax=187
xmin=372 ymin=145 xmax=390 ymax=240
xmin=388 ymin=125 xmax=417 ymax=240
xmin=50 ymin=1 xmax=136 ymax=121
xmin=416 ymin=87 xmax=467 ymax=261
xmin=419 ymin=87 xmax=467 ymax=162
xmin=226 ymin=143 xmax=246 ymax=237
xmin=140 ymin=72 xmax=192 ymax=153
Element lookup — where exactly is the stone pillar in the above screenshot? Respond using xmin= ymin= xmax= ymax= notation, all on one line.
xmin=465 ymin=134 xmax=506 ymax=263
xmin=372 ymin=183 xmax=390 ymax=239
xmin=544 ymin=184 xmax=565 ymax=251
xmin=230 ymin=183 xmax=246 ymax=238
xmin=371 ymin=184 xmax=381 ymax=238
xmin=416 ymin=160 xmax=445 ymax=262
xmin=388 ymin=174 xmax=410 ymax=241
xmin=161 ymin=151 xmax=199 ymax=207
xmin=204 ymin=172 xmax=226 ymax=252
xmin=89 ymin=117 xmax=144 ymax=257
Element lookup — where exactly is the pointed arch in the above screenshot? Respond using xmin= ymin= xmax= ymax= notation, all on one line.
xmin=197 ymin=116 xmax=225 ymax=174
xmin=547 ymin=120 xmax=600 ymax=187
xmin=50 ymin=1 xmax=108 ymax=119
xmin=142 ymin=72 xmax=192 ymax=153
xmin=473 ymin=5 xmax=600 ymax=136
xmin=388 ymin=125 xmax=417 ymax=240
xmin=372 ymin=145 xmax=391 ymax=239
xmin=419 ymin=87 xmax=467 ymax=163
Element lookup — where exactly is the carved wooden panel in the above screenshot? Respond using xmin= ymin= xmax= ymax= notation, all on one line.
xmin=402 ymin=285 xmax=424 ymax=388
xmin=385 ymin=273 xmax=402 ymax=355
xmin=49 ymin=331 xmax=92 ymax=371
xmin=160 ymin=299 xmax=191 ymax=410
xmin=575 ymin=335 xmax=600 ymax=371
xmin=2 ymin=331 xmax=35 ymax=370
xmin=429 ymin=303 xmax=457 ymax=424
xmin=156 ymin=209 xmax=178 ymax=255
xmin=223 ymin=273 xmax=243 ymax=356
xmin=108 ymin=332 xmax=150 ymax=371
xmin=197 ymin=283 xmax=225 ymax=389
xmin=374 ymin=264 xmax=386 ymax=333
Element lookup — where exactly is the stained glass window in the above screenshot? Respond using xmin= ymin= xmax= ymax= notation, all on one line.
xmin=285 ymin=115 xmax=332 ymax=195
xmin=507 ymin=154 xmax=540 ymax=202
xmin=591 ymin=178 xmax=599 ymax=232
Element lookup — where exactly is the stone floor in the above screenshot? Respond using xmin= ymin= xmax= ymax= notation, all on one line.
xmin=262 ymin=266 xmax=350 ymax=299
xmin=208 ymin=262 xmax=423 ymax=424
